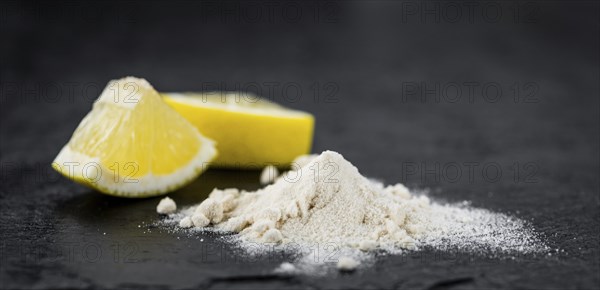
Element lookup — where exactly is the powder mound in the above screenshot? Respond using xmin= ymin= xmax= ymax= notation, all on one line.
xmin=162 ymin=150 xmax=547 ymax=274
xmin=181 ymin=150 xmax=432 ymax=249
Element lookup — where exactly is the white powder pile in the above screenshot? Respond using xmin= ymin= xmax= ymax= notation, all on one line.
xmin=160 ymin=150 xmax=546 ymax=272
xmin=189 ymin=151 xmax=430 ymax=248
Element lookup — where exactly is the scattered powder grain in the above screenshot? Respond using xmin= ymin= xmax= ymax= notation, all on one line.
xmin=259 ymin=165 xmax=279 ymax=185
xmin=337 ymin=256 xmax=360 ymax=271
xmin=274 ymin=262 xmax=297 ymax=274
xmin=191 ymin=212 xmax=210 ymax=227
xmin=178 ymin=216 xmax=193 ymax=228
xmin=156 ymin=197 xmax=176 ymax=214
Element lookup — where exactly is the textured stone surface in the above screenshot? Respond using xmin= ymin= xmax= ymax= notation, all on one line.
xmin=1 ymin=1 xmax=599 ymax=288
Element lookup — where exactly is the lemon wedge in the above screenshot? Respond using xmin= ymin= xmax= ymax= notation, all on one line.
xmin=162 ymin=92 xmax=314 ymax=168
xmin=52 ymin=77 xmax=217 ymax=197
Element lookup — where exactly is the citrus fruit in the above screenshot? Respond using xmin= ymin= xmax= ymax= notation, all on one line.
xmin=52 ymin=77 xmax=217 ymax=197
xmin=162 ymin=92 xmax=314 ymax=168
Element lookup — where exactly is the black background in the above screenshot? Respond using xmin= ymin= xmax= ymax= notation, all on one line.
xmin=1 ymin=1 xmax=599 ymax=289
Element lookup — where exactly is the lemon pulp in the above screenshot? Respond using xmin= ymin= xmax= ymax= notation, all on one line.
xmin=52 ymin=77 xmax=217 ymax=197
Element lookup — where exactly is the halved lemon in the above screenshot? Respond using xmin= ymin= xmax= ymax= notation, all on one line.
xmin=162 ymin=92 xmax=314 ymax=168
xmin=52 ymin=77 xmax=217 ymax=197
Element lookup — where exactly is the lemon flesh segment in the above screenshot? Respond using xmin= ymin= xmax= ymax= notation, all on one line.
xmin=162 ymin=92 xmax=314 ymax=168
xmin=52 ymin=77 xmax=217 ymax=197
